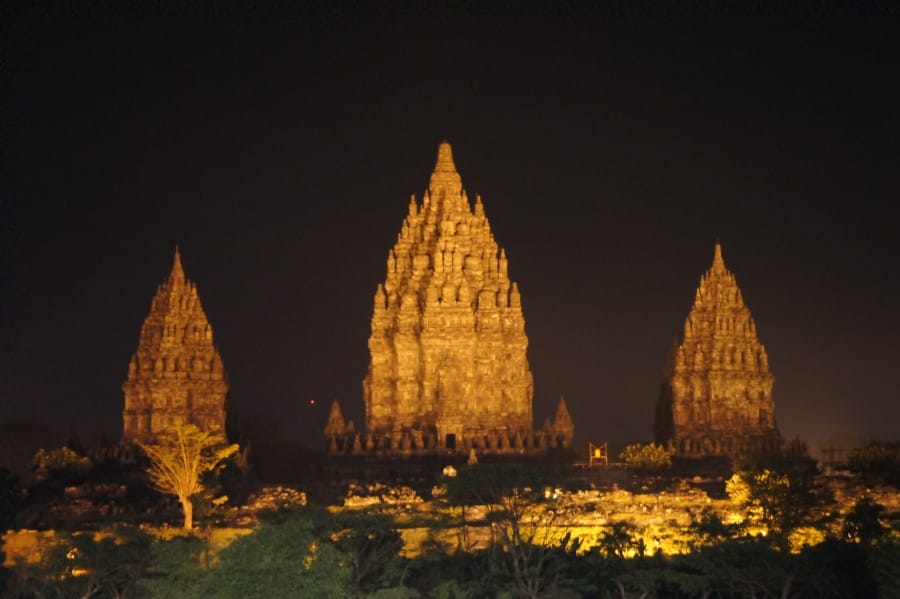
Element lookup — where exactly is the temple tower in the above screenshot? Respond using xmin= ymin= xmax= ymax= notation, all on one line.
xmin=361 ymin=142 xmax=535 ymax=454
xmin=552 ymin=397 xmax=575 ymax=448
xmin=122 ymin=249 xmax=228 ymax=442
xmin=654 ymin=243 xmax=782 ymax=456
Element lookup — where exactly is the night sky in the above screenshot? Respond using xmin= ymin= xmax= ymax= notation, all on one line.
xmin=3 ymin=7 xmax=899 ymax=452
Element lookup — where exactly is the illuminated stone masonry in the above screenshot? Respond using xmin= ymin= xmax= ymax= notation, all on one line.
xmin=328 ymin=142 xmax=573 ymax=456
xmin=122 ymin=249 xmax=228 ymax=442
xmin=654 ymin=243 xmax=782 ymax=456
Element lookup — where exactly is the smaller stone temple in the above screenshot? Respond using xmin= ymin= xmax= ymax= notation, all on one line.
xmin=122 ymin=249 xmax=228 ymax=442
xmin=546 ymin=397 xmax=575 ymax=444
xmin=654 ymin=243 xmax=782 ymax=457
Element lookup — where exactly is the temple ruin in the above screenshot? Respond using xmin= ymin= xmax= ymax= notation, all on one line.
xmin=654 ymin=243 xmax=782 ymax=457
xmin=122 ymin=249 xmax=228 ymax=442
xmin=327 ymin=142 xmax=572 ymax=455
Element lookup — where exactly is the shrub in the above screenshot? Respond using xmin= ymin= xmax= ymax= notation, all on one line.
xmin=848 ymin=443 xmax=900 ymax=486
xmin=31 ymin=447 xmax=91 ymax=481
xmin=619 ymin=443 xmax=673 ymax=472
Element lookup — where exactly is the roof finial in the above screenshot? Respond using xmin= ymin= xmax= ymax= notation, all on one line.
xmin=428 ymin=141 xmax=462 ymax=196
xmin=712 ymin=241 xmax=725 ymax=271
xmin=170 ymin=245 xmax=185 ymax=284
xmin=435 ymin=141 xmax=456 ymax=171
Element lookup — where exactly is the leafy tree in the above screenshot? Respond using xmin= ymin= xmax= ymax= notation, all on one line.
xmin=843 ymin=497 xmax=888 ymax=546
xmin=798 ymin=538 xmax=879 ymax=596
xmin=405 ymin=543 xmax=501 ymax=598
xmin=680 ymin=536 xmax=801 ymax=597
xmin=136 ymin=532 xmax=210 ymax=597
xmin=331 ymin=510 xmax=407 ymax=597
xmin=138 ymin=423 xmax=238 ymax=529
xmin=597 ymin=521 xmax=639 ymax=559
xmin=728 ymin=446 xmax=834 ymax=548
xmin=868 ymin=537 xmax=900 ymax=598
xmin=690 ymin=507 xmax=743 ymax=547
xmin=848 ymin=442 xmax=900 ymax=486
xmin=619 ymin=443 xmax=672 ymax=473
xmin=189 ymin=508 xmax=352 ymax=598
xmin=442 ymin=463 xmax=576 ymax=598
xmin=8 ymin=526 xmax=153 ymax=599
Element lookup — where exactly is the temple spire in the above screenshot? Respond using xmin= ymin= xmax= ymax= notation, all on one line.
xmin=553 ymin=396 xmax=575 ymax=447
xmin=169 ymin=246 xmax=185 ymax=285
xmin=712 ymin=242 xmax=725 ymax=272
xmin=324 ymin=400 xmax=347 ymax=437
xmin=428 ymin=141 xmax=463 ymax=196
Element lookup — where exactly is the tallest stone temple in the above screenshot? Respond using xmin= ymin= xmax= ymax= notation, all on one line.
xmin=335 ymin=142 xmax=570 ymax=456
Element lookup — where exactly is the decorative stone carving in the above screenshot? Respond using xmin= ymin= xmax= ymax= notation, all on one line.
xmin=122 ymin=249 xmax=228 ymax=442
xmin=654 ymin=243 xmax=782 ymax=457
xmin=359 ymin=142 xmax=539 ymax=455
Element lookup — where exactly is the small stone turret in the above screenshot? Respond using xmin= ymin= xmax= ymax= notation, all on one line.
xmin=552 ymin=397 xmax=575 ymax=448
xmin=122 ymin=248 xmax=228 ymax=442
xmin=654 ymin=243 xmax=781 ymax=456
xmin=324 ymin=400 xmax=348 ymax=437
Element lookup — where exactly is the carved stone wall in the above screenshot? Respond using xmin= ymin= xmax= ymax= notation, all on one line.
xmin=354 ymin=142 xmax=570 ymax=455
xmin=122 ymin=249 xmax=228 ymax=442
xmin=655 ymin=244 xmax=782 ymax=457
xmin=327 ymin=398 xmax=573 ymax=457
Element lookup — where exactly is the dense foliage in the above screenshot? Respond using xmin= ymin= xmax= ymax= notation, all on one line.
xmin=619 ymin=443 xmax=673 ymax=472
xmin=32 ymin=447 xmax=92 ymax=482
xmin=848 ymin=441 xmax=900 ymax=486
xmin=6 ymin=506 xmax=896 ymax=598
xmin=727 ymin=447 xmax=835 ymax=550
xmin=2 ymin=448 xmax=899 ymax=597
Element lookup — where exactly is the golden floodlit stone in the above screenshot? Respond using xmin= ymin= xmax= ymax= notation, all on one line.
xmin=122 ymin=249 xmax=228 ymax=442
xmin=328 ymin=142 xmax=572 ymax=455
xmin=654 ymin=243 xmax=782 ymax=456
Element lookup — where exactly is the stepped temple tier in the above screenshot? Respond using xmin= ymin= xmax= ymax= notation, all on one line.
xmin=654 ymin=243 xmax=782 ymax=457
xmin=122 ymin=249 xmax=228 ymax=443
xmin=327 ymin=142 xmax=573 ymax=456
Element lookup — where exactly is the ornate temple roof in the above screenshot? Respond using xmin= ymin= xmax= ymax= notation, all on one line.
xmin=673 ymin=242 xmax=769 ymax=374
xmin=122 ymin=248 xmax=227 ymax=442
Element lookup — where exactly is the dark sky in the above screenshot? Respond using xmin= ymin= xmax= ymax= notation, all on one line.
xmin=2 ymin=7 xmax=899 ymax=451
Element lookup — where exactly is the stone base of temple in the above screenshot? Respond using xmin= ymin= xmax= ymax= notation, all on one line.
xmin=326 ymin=427 xmax=572 ymax=457
xmin=667 ymin=431 xmax=783 ymax=458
